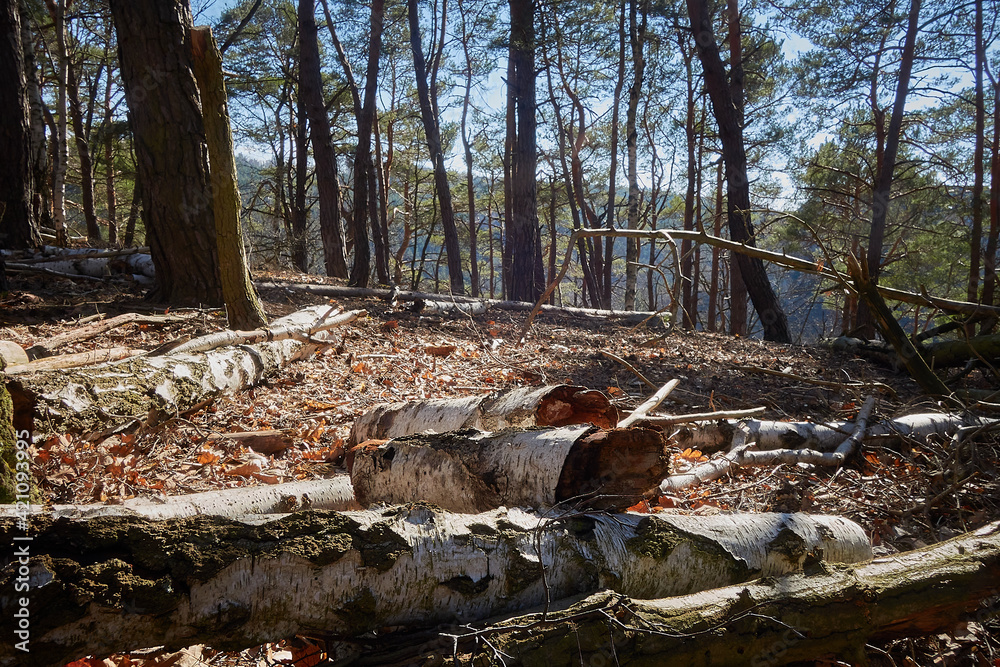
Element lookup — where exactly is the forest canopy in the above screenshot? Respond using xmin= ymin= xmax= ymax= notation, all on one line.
xmin=0 ymin=0 xmax=996 ymax=343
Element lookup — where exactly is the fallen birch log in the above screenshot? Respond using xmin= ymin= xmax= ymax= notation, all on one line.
xmin=5 ymin=306 xmax=365 ymax=436
xmin=667 ymin=412 xmax=993 ymax=454
xmin=350 ymin=425 xmax=669 ymax=511
xmin=349 ymin=385 xmax=618 ymax=445
xmin=0 ymin=507 xmax=870 ymax=666
xmin=0 ymin=476 xmax=357 ymax=521
xmin=422 ymin=521 xmax=1000 ymax=667
xmin=256 ymin=280 xmax=665 ymax=324
xmin=155 ymin=306 xmax=353 ymax=356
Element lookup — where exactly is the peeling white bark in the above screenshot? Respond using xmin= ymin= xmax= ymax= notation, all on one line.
xmin=6 ymin=507 xmax=870 ymax=665
xmin=0 ymin=477 xmax=357 ymax=521
xmin=7 ymin=306 xmax=365 ymax=435
xmin=349 ymin=385 xmax=618 ymax=445
xmin=671 ymin=412 xmax=992 ymax=454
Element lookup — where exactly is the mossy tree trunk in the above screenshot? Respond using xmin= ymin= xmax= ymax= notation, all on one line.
xmin=0 ymin=507 xmax=869 ymax=666
xmin=189 ymin=26 xmax=267 ymax=331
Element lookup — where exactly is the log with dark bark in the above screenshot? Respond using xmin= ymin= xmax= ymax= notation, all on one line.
xmin=350 ymin=425 xmax=668 ymax=512
xmin=5 ymin=306 xmax=363 ymax=436
xmin=0 ymin=507 xmax=869 ymax=666
xmin=349 ymin=385 xmax=618 ymax=445
xmin=109 ymin=0 xmax=225 ymax=306
xmin=403 ymin=521 xmax=1000 ymax=667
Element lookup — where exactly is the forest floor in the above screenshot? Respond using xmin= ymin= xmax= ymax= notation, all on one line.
xmin=3 ymin=267 xmax=1000 ymax=667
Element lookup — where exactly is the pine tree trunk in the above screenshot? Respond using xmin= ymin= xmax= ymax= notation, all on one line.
xmin=45 ymin=0 xmax=69 ymax=246
xmin=66 ymin=61 xmax=102 ymax=243
xmin=506 ymin=0 xmax=544 ymax=303
xmin=688 ymin=0 xmax=790 ymax=342
xmin=860 ymin=0 xmax=921 ymax=338
xmin=624 ymin=0 xmax=647 ymax=312
xmin=349 ymin=0 xmax=384 ymax=288
xmin=20 ymin=0 xmax=49 ymax=236
xmin=298 ymin=0 xmax=348 ymax=278
xmin=0 ymin=0 xmax=38 ymax=249
xmin=408 ymin=0 xmax=464 ymax=295
xmin=109 ymin=0 xmax=224 ymax=306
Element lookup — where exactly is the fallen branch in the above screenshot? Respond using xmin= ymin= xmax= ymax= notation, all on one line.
xmin=519 ymin=227 xmax=1000 ymax=342
xmin=599 ymin=349 xmax=659 ymax=391
xmin=662 ymin=398 xmax=893 ymax=492
xmin=256 ymin=280 xmax=664 ymax=324
xmin=670 ymin=412 xmax=991 ymax=455
xmin=735 ymin=364 xmax=895 ymax=396
xmin=1 ymin=507 xmax=870 ymax=666
xmin=25 ymin=311 xmax=199 ymax=360
xmin=154 ymin=306 xmax=357 ymax=356
xmin=617 ymin=380 xmax=681 ymax=427
xmin=660 ymin=422 xmax=754 ymax=493
xmin=2 ymin=347 xmax=140 ymax=374
xmin=639 ymin=406 xmax=766 ymax=425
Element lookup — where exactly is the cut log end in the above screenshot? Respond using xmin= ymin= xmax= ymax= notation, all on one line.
xmin=557 ymin=427 xmax=671 ymax=510
xmin=535 ymin=386 xmax=618 ymax=429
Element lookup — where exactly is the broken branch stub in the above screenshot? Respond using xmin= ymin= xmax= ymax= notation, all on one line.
xmin=350 ymin=425 xmax=669 ymax=512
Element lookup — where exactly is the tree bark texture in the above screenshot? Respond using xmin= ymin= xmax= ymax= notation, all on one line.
xmin=505 ymin=0 xmax=544 ymax=303
xmin=298 ymin=0 xmax=348 ymax=279
xmin=5 ymin=306 xmax=361 ymax=437
xmin=350 ymin=425 xmax=669 ymax=512
xmin=0 ymin=506 xmax=870 ymax=666
xmin=190 ymin=26 xmax=268 ymax=331
xmin=419 ymin=521 xmax=1000 ymax=667
xmin=109 ymin=0 xmax=224 ymax=306
xmin=687 ymin=0 xmax=790 ymax=343
xmin=0 ymin=0 xmax=39 ymax=249
xmin=349 ymin=385 xmax=618 ymax=445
